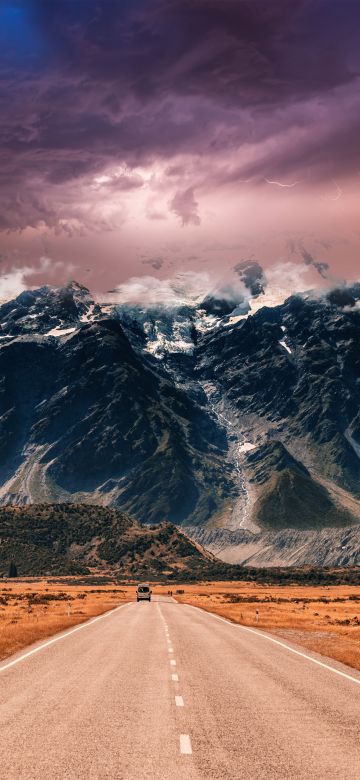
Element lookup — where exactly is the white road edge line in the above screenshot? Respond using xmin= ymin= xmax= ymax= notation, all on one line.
xmin=175 ymin=695 xmax=184 ymax=707
xmin=0 ymin=602 xmax=131 ymax=674
xmin=185 ymin=604 xmax=360 ymax=687
xmin=180 ymin=734 xmax=192 ymax=755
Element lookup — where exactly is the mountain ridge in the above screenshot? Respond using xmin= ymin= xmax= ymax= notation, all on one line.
xmin=0 ymin=277 xmax=360 ymax=557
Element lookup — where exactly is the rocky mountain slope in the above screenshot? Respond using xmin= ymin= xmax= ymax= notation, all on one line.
xmin=0 ymin=503 xmax=217 ymax=578
xmin=192 ymin=285 xmax=360 ymax=537
xmin=0 ymin=283 xmax=232 ymax=524
xmin=187 ymin=525 xmax=360 ymax=568
xmin=0 ymin=275 xmax=360 ymax=567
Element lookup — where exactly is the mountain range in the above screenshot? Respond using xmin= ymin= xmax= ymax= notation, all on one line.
xmin=0 ymin=268 xmax=360 ymax=565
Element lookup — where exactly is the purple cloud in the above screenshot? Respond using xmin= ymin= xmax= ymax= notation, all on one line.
xmin=0 ymin=0 xmax=359 ymax=233
xmin=169 ymin=187 xmax=201 ymax=226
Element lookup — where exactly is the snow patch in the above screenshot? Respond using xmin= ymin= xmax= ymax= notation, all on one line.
xmin=345 ymin=429 xmax=360 ymax=459
xmin=238 ymin=442 xmax=256 ymax=453
xmin=279 ymin=339 xmax=292 ymax=355
xmin=80 ymin=303 xmax=96 ymax=322
xmin=44 ymin=326 xmax=77 ymax=337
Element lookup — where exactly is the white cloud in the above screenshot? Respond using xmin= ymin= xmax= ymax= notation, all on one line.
xmin=107 ymin=271 xmax=212 ymax=308
xmin=265 ymin=260 xmax=316 ymax=295
xmin=0 ymin=256 xmax=75 ymax=302
xmin=0 ymin=268 xmax=30 ymax=301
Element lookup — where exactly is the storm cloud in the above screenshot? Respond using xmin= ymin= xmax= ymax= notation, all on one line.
xmin=0 ymin=0 xmax=359 ymax=288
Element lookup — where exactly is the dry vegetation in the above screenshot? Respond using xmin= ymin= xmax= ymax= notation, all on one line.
xmin=0 ymin=578 xmax=133 ymax=662
xmin=169 ymin=581 xmax=360 ymax=672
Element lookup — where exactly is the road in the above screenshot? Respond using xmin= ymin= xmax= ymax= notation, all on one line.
xmin=1 ymin=596 xmax=360 ymax=779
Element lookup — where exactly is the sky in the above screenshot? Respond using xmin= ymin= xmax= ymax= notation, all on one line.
xmin=0 ymin=0 xmax=359 ymax=300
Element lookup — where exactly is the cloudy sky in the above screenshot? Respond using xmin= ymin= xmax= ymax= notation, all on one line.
xmin=0 ymin=0 xmax=359 ymax=296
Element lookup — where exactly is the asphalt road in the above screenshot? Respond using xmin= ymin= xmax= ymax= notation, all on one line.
xmin=1 ymin=596 xmax=360 ymax=779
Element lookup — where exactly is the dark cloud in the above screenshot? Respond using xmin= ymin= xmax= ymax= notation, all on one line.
xmin=141 ymin=257 xmax=164 ymax=271
xmin=0 ymin=0 xmax=360 ymax=230
xmin=169 ymin=187 xmax=201 ymax=226
xmin=285 ymin=239 xmax=331 ymax=280
xmin=300 ymin=247 xmax=330 ymax=279
xmin=23 ymin=1 xmax=359 ymax=104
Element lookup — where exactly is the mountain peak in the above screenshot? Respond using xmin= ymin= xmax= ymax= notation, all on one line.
xmin=0 ymin=280 xmax=103 ymax=338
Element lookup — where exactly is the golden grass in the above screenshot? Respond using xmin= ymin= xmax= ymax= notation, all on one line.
xmin=0 ymin=578 xmax=134 ymax=662
xmin=160 ymin=581 xmax=360 ymax=672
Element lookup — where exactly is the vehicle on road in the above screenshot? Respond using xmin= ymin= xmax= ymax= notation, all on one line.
xmin=136 ymin=583 xmax=152 ymax=602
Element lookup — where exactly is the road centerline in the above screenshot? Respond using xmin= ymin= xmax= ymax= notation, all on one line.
xmin=180 ymin=735 xmax=192 ymax=755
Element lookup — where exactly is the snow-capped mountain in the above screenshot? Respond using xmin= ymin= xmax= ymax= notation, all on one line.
xmin=0 ymin=281 xmax=102 ymax=337
xmin=0 ymin=274 xmax=360 ymax=565
xmin=112 ymin=276 xmax=252 ymax=358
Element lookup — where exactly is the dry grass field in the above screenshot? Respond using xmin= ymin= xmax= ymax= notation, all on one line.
xmin=164 ymin=581 xmax=360 ymax=672
xmin=0 ymin=578 xmax=133 ymax=662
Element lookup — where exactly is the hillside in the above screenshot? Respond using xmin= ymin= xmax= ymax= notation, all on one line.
xmin=194 ymin=287 xmax=360 ymax=531
xmin=0 ymin=503 xmax=217 ymax=579
xmin=0 ymin=284 xmax=231 ymax=525
xmin=246 ymin=442 xmax=356 ymax=530
xmin=187 ymin=525 xmax=360 ymax=568
xmin=1 ymin=505 xmax=360 ymax=585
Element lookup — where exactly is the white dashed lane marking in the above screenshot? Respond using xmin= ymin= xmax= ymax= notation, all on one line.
xmin=180 ymin=734 xmax=192 ymax=755
xmin=159 ymin=605 xmax=192 ymax=760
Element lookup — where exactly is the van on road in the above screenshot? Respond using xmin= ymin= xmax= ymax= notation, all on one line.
xmin=136 ymin=584 xmax=152 ymax=602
